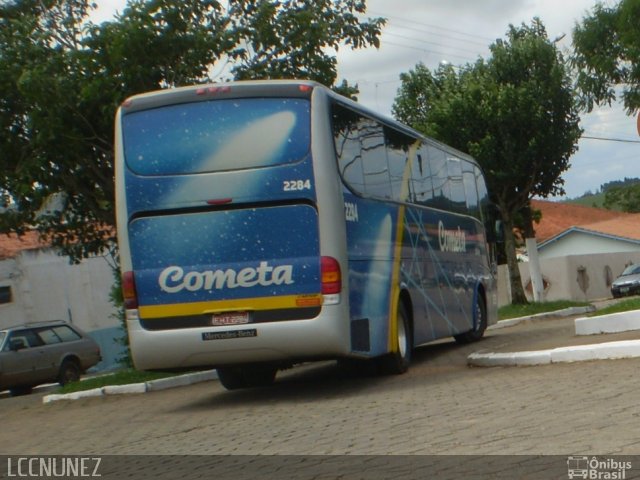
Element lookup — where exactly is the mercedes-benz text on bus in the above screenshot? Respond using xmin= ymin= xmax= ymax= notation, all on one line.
xmin=115 ymin=80 xmax=499 ymax=390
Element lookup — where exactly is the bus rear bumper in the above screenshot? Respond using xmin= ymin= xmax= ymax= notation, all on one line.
xmin=126 ymin=309 xmax=351 ymax=371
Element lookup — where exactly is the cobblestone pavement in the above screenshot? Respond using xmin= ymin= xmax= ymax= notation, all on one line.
xmin=1 ymin=315 xmax=640 ymax=459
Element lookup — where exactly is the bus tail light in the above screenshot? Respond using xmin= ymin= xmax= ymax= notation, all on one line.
xmin=321 ymin=256 xmax=341 ymax=295
xmin=122 ymin=271 xmax=139 ymax=310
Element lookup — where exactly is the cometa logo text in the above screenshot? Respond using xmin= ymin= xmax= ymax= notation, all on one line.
xmin=159 ymin=261 xmax=294 ymax=293
xmin=438 ymin=220 xmax=466 ymax=253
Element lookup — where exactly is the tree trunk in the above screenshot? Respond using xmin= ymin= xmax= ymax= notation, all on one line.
xmin=502 ymin=215 xmax=529 ymax=305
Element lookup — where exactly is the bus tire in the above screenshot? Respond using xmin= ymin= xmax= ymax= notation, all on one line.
xmin=379 ymin=301 xmax=412 ymax=375
xmin=217 ymin=365 xmax=277 ymax=390
xmin=454 ymin=294 xmax=487 ymax=344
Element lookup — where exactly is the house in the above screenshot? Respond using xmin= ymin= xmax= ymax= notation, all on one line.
xmin=0 ymin=231 xmax=124 ymax=371
xmin=507 ymin=200 xmax=640 ymax=303
xmin=532 ymin=200 xmax=640 ymax=258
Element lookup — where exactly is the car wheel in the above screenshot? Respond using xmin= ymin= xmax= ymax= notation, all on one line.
xmin=454 ymin=293 xmax=487 ymax=344
xmin=9 ymin=385 xmax=33 ymax=396
xmin=217 ymin=365 xmax=277 ymax=390
xmin=58 ymin=359 xmax=81 ymax=386
xmin=379 ymin=301 xmax=412 ymax=375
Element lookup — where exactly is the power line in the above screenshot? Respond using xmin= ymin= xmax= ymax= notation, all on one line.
xmin=382 ymin=40 xmax=476 ymax=63
xmin=384 ymin=32 xmax=486 ymax=58
xmin=368 ymin=10 xmax=494 ymax=43
xmin=384 ymin=23 xmax=490 ymax=49
xmin=582 ymin=135 xmax=640 ymax=144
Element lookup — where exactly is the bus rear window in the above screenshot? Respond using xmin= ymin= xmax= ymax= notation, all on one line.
xmin=122 ymin=98 xmax=310 ymax=175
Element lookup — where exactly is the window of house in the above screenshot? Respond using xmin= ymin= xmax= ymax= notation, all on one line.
xmin=0 ymin=286 xmax=11 ymax=304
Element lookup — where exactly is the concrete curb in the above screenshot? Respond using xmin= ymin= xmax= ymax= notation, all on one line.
xmin=471 ymin=307 xmax=640 ymax=367
xmin=42 ymin=370 xmax=217 ymax=404
xmin=468 ymin=339 xmax=640 ymax=367
xmin=575 ymin=309 xmax=640 ymax=335
xmin=488 ymin=306 xmax=596 ymax=330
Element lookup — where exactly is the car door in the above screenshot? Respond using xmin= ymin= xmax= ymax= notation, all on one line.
xmin=0 ymin=329 xmax=43 ymax=388
xmin=31 ymin=327 xmax=64 ymax=382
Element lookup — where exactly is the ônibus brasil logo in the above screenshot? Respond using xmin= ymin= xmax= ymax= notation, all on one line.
xmin=567 ymin=456 xmax=632 ymax=479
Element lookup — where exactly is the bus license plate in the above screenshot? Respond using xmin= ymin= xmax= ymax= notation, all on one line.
xmin=211 ymin=311 xmax=250 ymax=326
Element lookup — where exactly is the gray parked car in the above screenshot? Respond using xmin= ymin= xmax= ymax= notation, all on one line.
xmin=611 ymin=264 xmax=640 ymax=299
xmin=0 ymin=321 xmax=101 ymax=396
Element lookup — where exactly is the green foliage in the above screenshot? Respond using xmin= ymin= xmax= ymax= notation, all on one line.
xmin=564 ymin=179 xmax=640 ymax=209
xmin=498 ymin=300 xmax=591 ymax=320
xmin=572 ymin=0 xmax=640 ymax=114
xmin=0 ymin=0 xmax=385 ymax=262
xmin=108 ymin=264 xmax=132 ymax=369
xmin=601 ymin=177 xmax=640 ymax=193
xmin=603 ymin=183 xmax=640 ymax=213
xmin=562 ymin=192 xmax=606 ymax=209
xmin=393 ymin=19 xmax=582 ymax=304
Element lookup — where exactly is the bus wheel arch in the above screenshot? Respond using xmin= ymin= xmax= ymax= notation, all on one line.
xmin=454 ymin=284 xmax=487 ymax=344
xmin=379 ymin=290 xmax=413 ymax=375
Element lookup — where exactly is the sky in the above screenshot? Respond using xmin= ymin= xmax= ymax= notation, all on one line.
xmin=93 ymin=0 xmax=640 ymax=199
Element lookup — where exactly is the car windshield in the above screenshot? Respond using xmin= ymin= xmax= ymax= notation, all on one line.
xmin=0 ymin=331 xmax=6 ymax=349
xmin=621 ymin=264 xmax=640 ymax=276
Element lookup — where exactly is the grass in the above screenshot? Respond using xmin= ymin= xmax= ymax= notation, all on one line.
xmin=589 ymin=297 xmax=640 ymax=317
xmin=563 ymin=193 xmax=606 ymax=209
xmin=59 ymin=369 xmax=180 ymax=394
xmin=498 ymin=300 xmax=591 ymax=320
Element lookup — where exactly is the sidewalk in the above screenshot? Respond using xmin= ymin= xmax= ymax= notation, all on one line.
xmin=469 ymin=301 xmax=640 ymax=367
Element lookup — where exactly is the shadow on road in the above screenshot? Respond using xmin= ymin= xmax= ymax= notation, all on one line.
xmin=178 ymin=335 xmax=493 ymax=410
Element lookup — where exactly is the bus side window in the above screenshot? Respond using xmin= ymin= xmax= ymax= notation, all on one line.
xmin=447 ymin=156 xmax=466 ymax=213
xmin=333 ymin=105 xmax=365 ymax=193
xmin=462 ymin=160 xmax=480 ymax=220
xmin=411 ymin=147 xmax=434 ymax=206
xmin=475 ymin=166 xmax=490 ymax=223
xmin=427 ymin=146 xmax=450 ymax=210
xmin=385 ymin=126 xmax=417 ymax=202
xmin=359 ymin=119 xmax=390 ymax=199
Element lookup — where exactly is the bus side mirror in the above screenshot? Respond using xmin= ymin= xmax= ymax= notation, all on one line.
xmin=484 ymin=203 xmax=504 ymax=244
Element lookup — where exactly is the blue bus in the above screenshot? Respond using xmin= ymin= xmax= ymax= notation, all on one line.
xmin=115 ymin=80 xmax=498 ymax=389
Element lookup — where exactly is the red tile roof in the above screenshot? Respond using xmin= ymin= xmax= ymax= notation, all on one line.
xmin=532 ymin=200 xmax=640 ymax=243
xmin=576 ymin=216 xmax=640 ymax=242
xmin=0 ymin=231 xmax=48 ymax=260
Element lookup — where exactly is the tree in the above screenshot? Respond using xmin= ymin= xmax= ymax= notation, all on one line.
xmin=0 ymin=0 xmax=385 ymax=261
xmin=393 ymin=19 xmax=582 ymax=304
xmin=572 ymin=0 xmax=640 ymax=114
xmin=604 ymin=183 xmax=640 ymax=213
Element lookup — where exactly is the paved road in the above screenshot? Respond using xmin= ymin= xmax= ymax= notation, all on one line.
xmin=2 ymin=316 xmax=640 ymax=455
xmin=1 ymin=316 xmax=639 ymax=478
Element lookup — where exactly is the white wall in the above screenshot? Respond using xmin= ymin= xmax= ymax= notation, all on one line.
xmin=0 ymin=248 xmax=124 ymax=370
xmin=499 ymin=251 xmax=640 ymax=306
xmin=540 ymin=231 xmax=640 ymax=259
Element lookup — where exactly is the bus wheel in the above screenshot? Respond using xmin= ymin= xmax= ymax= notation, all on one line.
xmin=217 ymin=365 xmax=277 ymax=390
xmin=379 ymin=302 xmax=412 ymax=375
xmin=454 ymin=294 xmax=487 ymax=344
